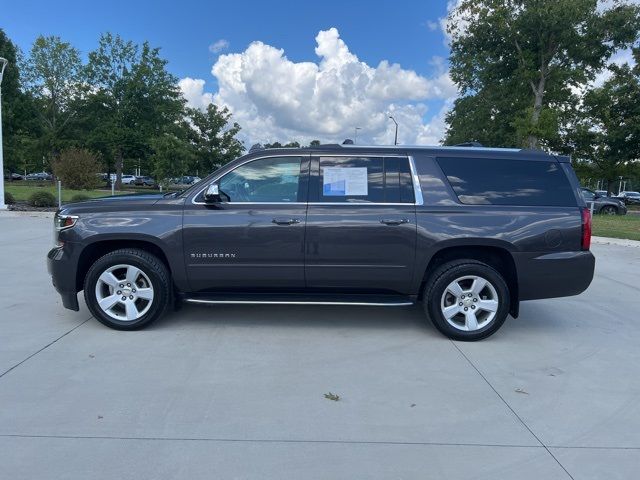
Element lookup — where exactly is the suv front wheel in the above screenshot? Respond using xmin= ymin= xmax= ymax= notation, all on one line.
xmin=84 ymin=248 xmax=171 ymax=330
xmin=423 ymin=259 xmax=510 ymax=341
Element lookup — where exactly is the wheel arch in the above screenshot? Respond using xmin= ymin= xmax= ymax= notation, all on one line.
xmin=76 ymin=237 xmax=172 ymax=292
xmin=417 ymin=243 xmax=519 ymax=318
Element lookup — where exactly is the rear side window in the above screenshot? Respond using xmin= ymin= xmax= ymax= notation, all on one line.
xmin=318 ymin=156 xmax=414 ymax=203
xmin=437 ymin=157 xmax=575 ymax=206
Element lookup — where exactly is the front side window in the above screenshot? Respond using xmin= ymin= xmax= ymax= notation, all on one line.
xmin=218 ymin=156 xmax=302 ymax=203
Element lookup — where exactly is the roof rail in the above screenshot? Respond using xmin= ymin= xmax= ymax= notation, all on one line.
xmin=454 ymin=141 xmax=484 ymax=147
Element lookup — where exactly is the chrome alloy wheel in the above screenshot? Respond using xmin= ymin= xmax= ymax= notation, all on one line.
xmin=440 ymin=275 xmax=499 ymax=332
xmin=94 ymin=264 xmax=154 ymax=321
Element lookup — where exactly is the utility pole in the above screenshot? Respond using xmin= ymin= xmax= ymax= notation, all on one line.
xmin=388 ymin=116 xmax=398 ymax=145
xmin=0 ymin=57 xmax=8 ymax=210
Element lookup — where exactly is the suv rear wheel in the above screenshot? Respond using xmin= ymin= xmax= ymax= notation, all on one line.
xmin=423 ymin=259 xmax=510 ymax=341
xmin=601 ymin=205 xmax=617 ymax=215
xmin=84 ymin=248 xmax=171 ymax=330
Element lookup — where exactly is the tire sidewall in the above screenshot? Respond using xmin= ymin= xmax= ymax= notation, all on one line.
xmin=84 ymin=251 xmax=169 ymax=330
xmin=426 ymin=262 xmax=510 ymax=341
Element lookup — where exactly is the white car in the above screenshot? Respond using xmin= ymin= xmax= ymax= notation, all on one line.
xmin=121 ymin=175 xmax=137 ymax=185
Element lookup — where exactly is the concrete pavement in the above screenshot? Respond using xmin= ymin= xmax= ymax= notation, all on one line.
xmin=0 ymin=213 xmax=638 ymax=479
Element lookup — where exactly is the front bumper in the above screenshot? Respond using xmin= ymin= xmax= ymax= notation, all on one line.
xmin=47 ymin=245 xmax=80 ymax=311
xmin=514 ymin=250 xmax=595 ymax=301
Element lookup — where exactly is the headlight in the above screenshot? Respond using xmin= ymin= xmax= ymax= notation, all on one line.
xmin=55 ymin=214 xmax=78 ymax=231
xmin=54 ymin=214 xmax=78 ymax=248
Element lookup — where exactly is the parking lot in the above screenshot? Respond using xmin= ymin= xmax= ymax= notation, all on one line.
xmin=0 ymin=212 xmax=639 ymax=479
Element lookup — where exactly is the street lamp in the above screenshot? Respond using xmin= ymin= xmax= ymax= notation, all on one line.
xmin=354 ymin=127 xmax=362 ymax=144
xmin=0 ymin=57 xmax=8 ymax=210
xmin=388 ymin=116 xmax=398 ymax=145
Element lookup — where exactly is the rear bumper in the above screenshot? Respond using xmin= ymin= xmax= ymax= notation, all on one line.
xmin=514 ymin=250 xmax=595 ymax=301
xmin=47 ymin=245 xmax=80 ymax=311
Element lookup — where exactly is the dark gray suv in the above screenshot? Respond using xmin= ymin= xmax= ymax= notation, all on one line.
xmin=48 ymin=144 xmax=595 ymax=340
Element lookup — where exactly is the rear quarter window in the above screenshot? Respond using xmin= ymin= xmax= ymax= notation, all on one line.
xmin=437 ymin=157 xmax=576 ymax=206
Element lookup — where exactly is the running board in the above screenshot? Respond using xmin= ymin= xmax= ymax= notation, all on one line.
xmin=183 ymin=293 xmax=414 ymax=307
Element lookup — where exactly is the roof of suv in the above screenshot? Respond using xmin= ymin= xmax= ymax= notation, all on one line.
xmin=249 ymin=143 xmax=569 ymax=162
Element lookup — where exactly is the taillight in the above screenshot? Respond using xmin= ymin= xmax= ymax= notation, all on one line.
xmin=581 ymin=207 xmax=591 ymax=250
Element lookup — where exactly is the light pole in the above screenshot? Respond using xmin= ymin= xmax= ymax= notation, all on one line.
xmin=388 ymin=116 xmax=398 ymax=145
xmin=0 ymin=57 xmax=8 ymax=210
xmin=354 ymin=127 xmax=361 ymax=144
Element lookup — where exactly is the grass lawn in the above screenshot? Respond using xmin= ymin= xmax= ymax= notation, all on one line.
xmin=592 ymin=213 xmax=640 ymax=241
xmin=5 ymin=182 xmax=131 ymax=202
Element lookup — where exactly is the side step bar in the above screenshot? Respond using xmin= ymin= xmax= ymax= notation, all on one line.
xmin=183 ymin=293 xmax=414 ymax=307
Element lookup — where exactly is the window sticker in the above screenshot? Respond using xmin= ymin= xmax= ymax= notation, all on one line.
xmin=323 ymin=167 xmax=368 ymax=196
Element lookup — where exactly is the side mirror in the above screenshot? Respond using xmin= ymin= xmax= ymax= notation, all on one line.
xmin=204 ymin=183 xmax=221 ymax=202
xmin=593 ymin=193 xmax=601 ymax=199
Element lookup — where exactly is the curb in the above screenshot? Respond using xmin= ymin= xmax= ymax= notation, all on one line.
xmin=592 ymin=236 xmax=640 ymax=248
xmin=0 ymin=210 xmax=55 ymax=218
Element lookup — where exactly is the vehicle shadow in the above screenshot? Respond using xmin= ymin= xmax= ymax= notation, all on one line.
xmin=152 ymin=303 xmax=433 ymax=333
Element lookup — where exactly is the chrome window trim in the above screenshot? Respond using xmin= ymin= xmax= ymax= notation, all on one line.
xmin=408 ymin=155 xmax=424 ymax=206
xmin=191 ymin=153 xmax=424 ymax=206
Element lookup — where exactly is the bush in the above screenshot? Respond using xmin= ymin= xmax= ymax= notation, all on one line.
xmin=70 ymin=193 xmax=91 ymax=202
xmin=52 ymin=148 xmax=101 ymax=190
xmin=28 ymin=190 xmax=57 ymax=207
xmin=4 ymin=191 xmax=15 ymax=205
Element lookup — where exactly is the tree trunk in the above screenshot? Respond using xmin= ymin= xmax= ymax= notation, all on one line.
xmin=527 ymin=72 xmax=547 ymax=150
xmin=115 ymin=149 xmax=123 ymax=190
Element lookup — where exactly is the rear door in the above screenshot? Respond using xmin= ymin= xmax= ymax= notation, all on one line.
xmin=304 ymin=155 xmax=417 ymax=294
xmin=183 ymin=155 xmax=309 ymax=292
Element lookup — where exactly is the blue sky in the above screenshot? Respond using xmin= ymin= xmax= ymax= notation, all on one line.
xmin=3 ymin=0 xmax=458 ymax=145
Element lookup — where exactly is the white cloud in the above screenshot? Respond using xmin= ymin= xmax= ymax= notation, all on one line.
xmin=182 ymin=28 xmax=457 ymax=146
xmin=178 ymin=77 xmax=213 ymax=110
xmin=425 ymin=20 xmax=439 ymax=31
xmin=209 ymin=39 xmax=229 ymax=54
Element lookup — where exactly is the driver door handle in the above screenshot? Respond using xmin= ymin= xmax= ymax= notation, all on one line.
xmin=380 ymin=218 xmax=409 ymax=226
xmin=272 ymin=218 xmax=301 ymax=226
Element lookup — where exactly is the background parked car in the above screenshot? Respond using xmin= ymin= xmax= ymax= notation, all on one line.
xmin=120 ymin=175 xmax=137 ymax=185
xmin=170 ymin=175 xmax=201 ymax=186
xmin=595 ymin=190 xmax=608 ymax=197
xmin=616 ymin=191 xmax=640 ymax=205
xmin=581 ymin=188 xmax=627 ymax=215
xmin=25 ymin=172 xmax=53 ymax=181
xmin=3 ymin=172 xmax=22 ymax=181
xmin=134 ymin=176 xmax=156 ymax=186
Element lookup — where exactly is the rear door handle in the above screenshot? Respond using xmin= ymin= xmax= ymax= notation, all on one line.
xmin=272 ymin=218 xmax=301 ymax=226
xmin=380 ymin=218 xmax=409 ymax=226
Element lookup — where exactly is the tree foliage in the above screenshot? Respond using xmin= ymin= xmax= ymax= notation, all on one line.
xmin=445 ymin=0 xmax=640 ymax=149
xmin=569 ymin=50 xmax=640 ymax=191
xmin=186 ymin=104 xmax=243 ymax=175
xmin=52 ymin=148 xmax=101 ymax=190
xmin=23 ymin=35 xmax=84 ymax=159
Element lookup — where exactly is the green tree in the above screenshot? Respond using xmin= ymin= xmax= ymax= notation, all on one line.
xmin=22 ymin=35 xmax=84 ymax=161
xmin=185 ymin=104 xmax=243 ymax=175
xmin=570 ymin=51 xmax=640 ymax=193
xmin=445 ymin=0 xmax=640 ymax=149
xmin=85 ymin=33 xmax=185 ymax=188
xmin=0 ymin=29 xmax=38 ymax=175
xmin=52 ymin=147 xmax=101 ymax=190
xmin=150 ymin=133 xmax=194 ymax=184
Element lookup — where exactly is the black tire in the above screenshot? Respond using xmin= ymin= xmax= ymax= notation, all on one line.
xmin=422 ymin=259 xmax=510 ymax=341
xmin=601 ymin=205 xmax=617 ymax=215
xmin=83 ymin=248 xmax=171 ymax=330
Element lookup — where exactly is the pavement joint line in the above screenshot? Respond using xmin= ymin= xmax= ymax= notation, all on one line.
xmin=0 ymin=317 xmax=92 ymax=380
xmin=450 ymin=341 xmax=576 ymax=480
xmin=0 ymin=434 xmax=638 ymax=450
xmin=0 ymin=433 xmax=544 ymax=448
